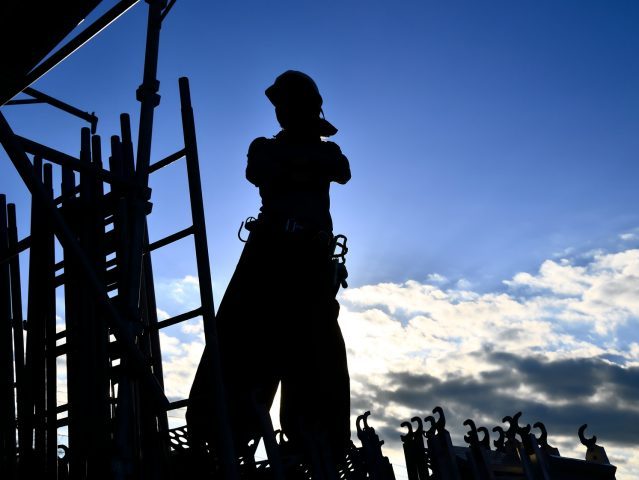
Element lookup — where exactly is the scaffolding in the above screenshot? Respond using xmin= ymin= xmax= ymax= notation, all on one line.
xmin=0 ymin=3 xmax=397 ymax=480
xmin=0 ymin=1 xmax=239 ymax=479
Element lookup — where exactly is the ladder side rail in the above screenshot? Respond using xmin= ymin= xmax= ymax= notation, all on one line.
xmin=180 ymin=76 xmax=239 ymax=480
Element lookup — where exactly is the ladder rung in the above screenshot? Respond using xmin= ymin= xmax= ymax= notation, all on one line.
xmin=55 ymin=343 xmax=69 ymax=356
xmin=167 ymin=399 xmax=189 ymax=411
xmin=149 ymin=148 xmax=186 ymax=173
xmin=147 ymin=226 xmax=194 ymax=252
xmin=55 ymin=329 xmax=66 ymax=340
xmin=154 ymin=307 xmax=202 ymax=330
xmin=56 ymin=403 xmax=69 ymax=414
xmin=57 ymin=417 xmax=69 ymax=428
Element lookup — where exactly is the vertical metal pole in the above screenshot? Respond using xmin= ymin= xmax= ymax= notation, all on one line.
xmin=135 ymin=0 xmax=165 ymax=183
xmin=7 ymin=204 xmax=27 ymax=463
xmin=123 ymin=0 xmax=166 ymax=309
xmin=61 ymin=164 xmax=83 ymax=480
xmin=0 ymin=195 xmax=17 ymax=479
xmin=88 ymin=133 xmax=112 ymax=480
xmin=43 ymin=164 xmax=58 ymax=479
xmin=179 ymin=76 xmax=239 ymax=480
xmin=25 ymin=156 xmax=46 ymax=477
xmin=121 ymin=113 xmax=165 ymax=480
xmin=120 ymin=6 xmax=169 ymax=475
xmin=110 ymin=135 xmax=138 ymax=480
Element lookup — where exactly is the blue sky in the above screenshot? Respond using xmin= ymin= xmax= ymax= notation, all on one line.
xmin=2 ymin=0 xmax=639 ymax=477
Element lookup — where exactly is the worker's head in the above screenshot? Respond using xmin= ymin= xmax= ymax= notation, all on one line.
xmin=265 ymin=70 xmax=337 ymax=136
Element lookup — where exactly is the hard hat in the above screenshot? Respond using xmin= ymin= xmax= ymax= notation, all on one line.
xmin=265 ymin=70 xmax=338 ymax=136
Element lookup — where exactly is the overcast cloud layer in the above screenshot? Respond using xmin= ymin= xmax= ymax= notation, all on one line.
xmin=157 ymin=245 xmax=639 ymax=479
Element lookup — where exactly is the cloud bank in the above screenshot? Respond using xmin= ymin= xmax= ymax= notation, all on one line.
xmin=339 ymin=248 xmax=639 ymax=479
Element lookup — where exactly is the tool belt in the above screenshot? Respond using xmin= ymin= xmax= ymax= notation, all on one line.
xmin=238 ymin=216 xmax=329 ymax=242
xmin=238 ymin=216 xmax=349 ymax=295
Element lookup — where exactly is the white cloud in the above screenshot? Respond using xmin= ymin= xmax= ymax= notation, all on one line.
xmin=155 ymin=275 xmax=201 ymax=315
xmin=342 ymin=249 xmax=639 ymax=379
xmin=338 ymin=247 xmax=639 ymax=477
xmin=426 ymin=273 xmax=447 ymax=284
xmin=160 ymin=331 xmax=205 ymax=401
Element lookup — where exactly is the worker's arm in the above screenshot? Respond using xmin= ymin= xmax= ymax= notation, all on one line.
xmin=246 ymin=137 xmax=280 ymax=187
xmin=246 ymin=137 xmax=351 ymax=186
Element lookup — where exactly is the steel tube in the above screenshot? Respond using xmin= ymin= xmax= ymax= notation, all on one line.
xmin=0 ymin=112 xmax=169 ymax=412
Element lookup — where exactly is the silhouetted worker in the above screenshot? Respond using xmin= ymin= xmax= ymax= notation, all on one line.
xmin=187 ymin=70 xmax=351 ymax=467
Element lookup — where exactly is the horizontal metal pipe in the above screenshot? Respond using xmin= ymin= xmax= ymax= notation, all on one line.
xmin=24 ymin=88 xmax=98 ymax=133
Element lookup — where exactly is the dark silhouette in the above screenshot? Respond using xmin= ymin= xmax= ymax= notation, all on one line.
xmin=187 ymin=70 xmax=351 ymax=463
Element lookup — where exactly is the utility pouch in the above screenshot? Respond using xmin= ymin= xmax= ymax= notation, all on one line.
xmin=329 ymin=234 xmax=349 ymax=296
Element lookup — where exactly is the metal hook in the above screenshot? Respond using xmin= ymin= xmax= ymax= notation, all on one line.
xmin=432 ymin=406 xmax=446 ymax=432
xmin=411 ymin=416 xmax=424 ymax=435
xmin=463 ymin=419 xmax=479 ymax=445
xmin=515 ymin=413 xmax=531 ymax=437
xmin=502 ymin=412 xmax=526 ymax=441
xmin=492 ymin=426 xmax=505 ymax=450
xmin=331 ymin=234 xmax=349 ymax=262
xmin=534 ymin=422 xmax=548 ymax=446
xmin=357 ymin=411 xmax=371 ymax=435
xmin=578 ymin=424 xmax=597 ymax=449
xmin=477 ymin=427 xmax=490 ymax=450
xmin=238 ymin=220 xmax=248 ymax=242
xmin=400 ymin=421 xmax=414 ymax=442
xmin=237 ymin=216 xmax=257 ymax=243
xmin=423 ymin=415 xmax=437 ymax=438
